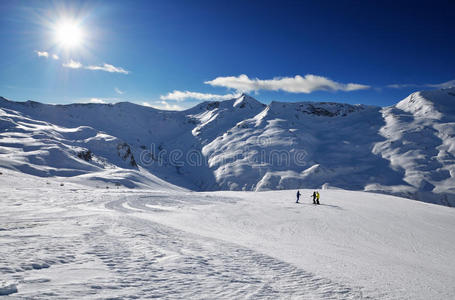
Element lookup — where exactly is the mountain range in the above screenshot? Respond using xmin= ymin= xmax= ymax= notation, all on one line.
xmin=1 ymin=88 xmax=454 ymax=206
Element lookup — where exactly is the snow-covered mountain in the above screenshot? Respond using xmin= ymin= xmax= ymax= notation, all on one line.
xmin=1 ymin=89 xmax=455 ymax=205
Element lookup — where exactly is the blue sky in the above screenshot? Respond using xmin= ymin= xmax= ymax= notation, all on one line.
xmin=0 ymin=0 xmax=454 ymax=110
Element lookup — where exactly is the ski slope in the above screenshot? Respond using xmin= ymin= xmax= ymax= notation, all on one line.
xmin=1 ymin=169 xmax=454 ymax=299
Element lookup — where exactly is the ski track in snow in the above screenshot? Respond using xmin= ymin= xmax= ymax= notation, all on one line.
xmin=1 ymin=188 xmax=365 ymax=299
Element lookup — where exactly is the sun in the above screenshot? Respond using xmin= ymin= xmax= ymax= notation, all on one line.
xmin=54 ymin=19 xmax=84 ymax=48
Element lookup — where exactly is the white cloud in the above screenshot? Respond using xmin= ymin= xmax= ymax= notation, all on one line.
xmin=77 ymin=97 xmax=125 ymax=104
xmin=85 ymin=63 xmax=129 ymax=74
xmin=35 ymin=50 xmax=49 ymax=58
xmin=76 ymin=98 xmax=109 ymax=104
xmin=62 ymin=59 xmax=82 ymax=69
xmin=142 ymin=100 xmax=184 ymax=111
xmin=114 ymin=87 xmax=124 ymax=95
xmin=35 ymin=50 xmax=59 ymax=60
xmin=88 ymin=98 xmax=106 ymax=104
xmin=205 ymin=74 xmax=370 ymax=93
xmin=386 ymin=83 xmax=418 ymax=89
xmin=427 ymin=79 xmax=455 ymax=89
xmin=36 ymin=53 xmax=129 ymax=75
xmin=387 ymin=79 xmax=455 ymax=90
xmin=141 ymin=102 xmax=155 ymax=108
xmin=160 ymin=90 xmax=239 ymax=102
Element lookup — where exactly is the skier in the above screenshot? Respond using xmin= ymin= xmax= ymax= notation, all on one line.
xmin=316 ymin=191 xmax=320 ymax=205
xmin=296 ymin=190 xmax=301 ymax=203
xmin=312 ymin=191 xmax=317 ymax=204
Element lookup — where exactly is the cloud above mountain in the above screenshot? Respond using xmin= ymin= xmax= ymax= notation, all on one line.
xmin=426 ymin=80 xmax=455 ymax=89
xmin=88 ymin=98 xmax=106 ymax=104
xmin=387 ymin=79 xmax=455 ymax=89
xmin=142 ymin=100 xmax=184 ymax=111
xmin=160 ymin=90 xmax=239 ymax=101
xmin=204 ymin=74 xmax=370 ymax=93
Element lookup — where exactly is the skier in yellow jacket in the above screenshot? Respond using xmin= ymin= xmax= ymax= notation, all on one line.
xmin=315 ymin=191 xmax=320 ymax=205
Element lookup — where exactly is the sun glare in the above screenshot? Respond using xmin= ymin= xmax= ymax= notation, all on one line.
xmin=55 ymin=20 xmax=84 ymax=48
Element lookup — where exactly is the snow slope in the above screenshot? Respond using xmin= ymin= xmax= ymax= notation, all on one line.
xmin=1 ymin=88 xmax=455 ymax=205
xmin=0 ymin=169 xmax=454 ymax=299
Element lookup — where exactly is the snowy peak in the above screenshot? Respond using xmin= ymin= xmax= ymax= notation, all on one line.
xmin=396 ymin=88 xmax=455 ymax=120
xmin=190 ymin=94 xmax=265 ymax=113
xmin=187 ymin=94 xmax=266 ymax=142
xmin=232 ymin=93 xmax=265 ymax=109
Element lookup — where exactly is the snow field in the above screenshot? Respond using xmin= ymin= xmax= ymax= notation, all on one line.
xmin=1 ymin=170 xmax=454 ymax=299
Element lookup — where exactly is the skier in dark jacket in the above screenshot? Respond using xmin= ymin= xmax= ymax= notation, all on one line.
xmin=312 ymin=191 xmax=317 ymax=204
xmin=296 ymin=190 xmax=301 ymax=203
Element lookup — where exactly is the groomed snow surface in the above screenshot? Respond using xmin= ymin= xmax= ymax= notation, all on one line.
xmin=1 ymin=169 xmax=454 ymax=299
